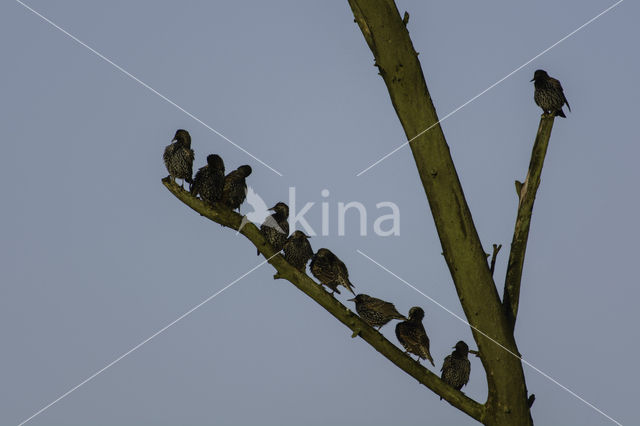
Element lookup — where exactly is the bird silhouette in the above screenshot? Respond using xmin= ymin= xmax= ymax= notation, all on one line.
xmin=310 ymin=248 xmax=355 ymax=295
xmin=222 ymin=165 xmax=252 ymax=211
xmin=163 ymin=129 xmax=194 ymax=188
xmin=531 ymin=69 xmax=570 ymax=118
xmin=282 ymin=231 xmax=313 ymax=271
xmin=440 ymin=340 xmax=471 ymax=399
xmin=190 ymin=154 xmax=225 ymax=205
xmin=395 ymin=307 xmax=435 ymax=366
xmin=256 ymin=202 xmax=289 ymax=255
xmin=348 ymin=294 xmax=406 ymax=329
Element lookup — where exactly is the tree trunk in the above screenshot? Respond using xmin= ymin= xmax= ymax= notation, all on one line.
xmin=347 ymin=1 xmax=535 ymax=424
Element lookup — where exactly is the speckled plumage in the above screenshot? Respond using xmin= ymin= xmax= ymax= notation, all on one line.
xmin=282 ymin=231 xmax=313 ymax=272
xmin=395 ymin=307 xmax=435 ymax=367
xmin=309 ymin=248 xmax=355 ymax=295
xmin=441 ymin=341 xmax=471 ymax=395
xmin=221 ymin=165 xmax=252 ymax=210
xmin=282 ymin=231 xmax=313 ymax=271
xmin=532 ymin=69 xmax=570 ymax=118
xmin=163 ymin=129 xmax=194 ymax=186
xmin=258 ymin=202 xmax=289 ymax=255
xmin=190 ymin=154 xmax=225 ymax=205
xmin=348 ymin=294 xmax=406 ymax=329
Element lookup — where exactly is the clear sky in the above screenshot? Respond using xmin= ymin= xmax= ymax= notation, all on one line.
xmin=2 ymin=1 xmax=638 ymax=425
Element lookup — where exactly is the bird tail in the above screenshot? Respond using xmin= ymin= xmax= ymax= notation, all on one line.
xmin=342 ymin=278 xmax=356 ymax=296
xmin=555 ymin=109 xmax=566 ymax=118
xmin=424 ymin=351 xmax=435 ymax=367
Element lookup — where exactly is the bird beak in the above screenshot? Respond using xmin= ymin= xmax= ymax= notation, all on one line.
xmin=347 ymin=297 xmax=356 ymax=302
xmin=530 ymin=77 xmax=535 ymax=82
xmin=171 ymin=138 xmax=177 ymax=143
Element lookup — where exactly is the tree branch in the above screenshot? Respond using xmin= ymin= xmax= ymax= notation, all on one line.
xmin=347 ymin=1 xmax=532 ymax=424
xmin=490 ymin=244 xmax=502 ymax=276
xmin=503 ymin=115 xmax=555 ymax=329
xmin=162 ymin=177 xmax=484 ymax=421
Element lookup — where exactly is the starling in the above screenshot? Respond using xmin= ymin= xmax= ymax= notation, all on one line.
xmin=221 ymin=165 xmax=252 ymax=211
xmin=440 ymin=341 xmax=471 ymax=397
xmin=395 ymin=307 xmax=435 ymax=366
xmin=531 ymin=69 xmax=571 ymax=118
xmin=348 ymin=293 xmax=406 ymax=329
xmin=282 ymin=230 xmax=313 ymax=271
xmin=257 ymin=202 xmax=289 ymax=255
xmin=309 ymin=248 xmax=355 ymax=295
xmin=190 ymin=154 xmax=225 ymax=205
xmin=163 ymin=129 xmax=194 ymax=187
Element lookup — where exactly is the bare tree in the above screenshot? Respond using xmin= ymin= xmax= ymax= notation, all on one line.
xmin=164 ymin=2 xmax=559 ymax=424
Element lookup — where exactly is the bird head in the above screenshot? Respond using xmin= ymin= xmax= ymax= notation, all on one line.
xmin=237 ymin=165 xmax=252 ymax=178
xmin=407 ymin=306 xmax=425 ymax=321
xmin=347 ymin=294 xmax=369 ymax=303
xmin=453 ymin=340 xmax=469 ymax=355
xmin=207 ymin=154 xmax=225 ymax=171
xmin=269 ymin=202 xmax=289 ymax=220
xmin=172 ymin=129 xmax=191 ymax=147
xmin=290 ymin=230 xmax=310 ymax=240
xmin=531 ymin=69 xmax=549 ymax=82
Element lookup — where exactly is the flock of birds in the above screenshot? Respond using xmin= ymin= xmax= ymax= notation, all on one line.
xmin=161 ymin=69 xmax=570 ymax=397
xmin=163 ymin=130 xmax=472 ymax=394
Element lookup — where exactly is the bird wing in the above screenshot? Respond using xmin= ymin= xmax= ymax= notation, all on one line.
xmin=461 ymin=359 xmax=471 ymax=385
xmin=562 ymin=92 xmax=571 ymax=111
xmin=190 ymin=168 xmax=204 ymax=195
xmin=553 ymin=78 xmax=571 ymax=111
xmin=441 ymin=354 xmax=452 ymax=373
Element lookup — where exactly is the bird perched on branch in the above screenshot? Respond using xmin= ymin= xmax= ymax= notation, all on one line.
xmin=310 ymin=248 xmax=355 ymax=295
xmin=282 ymin=231 xmax=313 ymax=271
xmin=257 ymin=202 xmax=289 ymax=255
xmin=440 ymin=340 xmax=471 ymax=397
xmin=395 ymin=307 xmax=435 ymax=366
xmin=163 ymin=129 xmax=194 ymax=187
xmin=190 ymin=154 xmax=225 ymax=205
xmin=531 ymin=69 xmax=570 ymax=118
xmin=221 ymin=165 xmax=252 ymax=211
xmin=348 ymin=294 xmax=406 ymax=329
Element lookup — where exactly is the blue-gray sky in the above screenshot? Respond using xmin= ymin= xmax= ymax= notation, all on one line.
xmin=2 ymin=1 xmax=638 ymax=425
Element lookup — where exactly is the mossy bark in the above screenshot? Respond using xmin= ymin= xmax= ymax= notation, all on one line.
xmin=504 ymin=115 xmax=555 ymax=330
xmin=346 ymin=1 xmax=545 ymax=424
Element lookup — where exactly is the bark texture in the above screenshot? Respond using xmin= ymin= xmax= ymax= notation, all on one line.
xmin=504 ymin=115 xmax=555 ymax=329
xmin=347 ymin=1 xmax=542 ymax=424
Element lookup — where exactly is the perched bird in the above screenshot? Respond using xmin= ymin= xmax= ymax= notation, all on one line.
xmin=310 ymin=248 xmax=355 ymax=295
xmin=190 ymin=154 xmax=225 ymax=205
xmin=440 ymin=341 xmax=471 ymax=397
xmin=163 ymin=129 xmax=194 ymax=187
xmin=221 ymin=165 xmax=252 ymax=211
xmin=257 ymin=202 xmax=289 ymax=255
xmin=531 ymin=69 xmax=571 ymax=118
xmin=348 ymin=293 xmax=406 ymax=329
xmin=282 ymin=231 xmax=313 ymax=271
xmin=395 ymin=307 xmax=435 ymax=366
